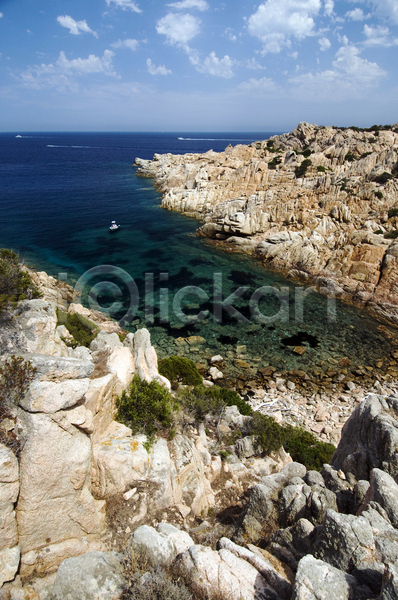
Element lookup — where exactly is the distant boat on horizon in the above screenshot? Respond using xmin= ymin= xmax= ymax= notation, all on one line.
xmin=15 ymin=135 xmax=22 ymax=138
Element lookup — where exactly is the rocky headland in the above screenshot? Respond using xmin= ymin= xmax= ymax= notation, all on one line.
xmin=1 ymin=269 xmax=398 ymax=599
xmin=134 ymin=122 xmax=398 ymax=326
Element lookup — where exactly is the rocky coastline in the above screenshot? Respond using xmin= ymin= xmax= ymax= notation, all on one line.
xmin=134 ymin=122 xmax=398 ymax=327
xmin=1 ymin=269 xmax=398 ymax=599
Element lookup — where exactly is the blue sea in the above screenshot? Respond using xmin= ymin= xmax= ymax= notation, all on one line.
xmin=0 ymin=132 xmax=394 ymax=377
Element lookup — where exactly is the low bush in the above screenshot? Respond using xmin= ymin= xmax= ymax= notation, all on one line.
xmin=388 ymin=208 xmax=398 ymax=219
xmin=0 ymin=355 xmax=36 ymax=457
xmin=57 ymin=309 xmax=99 ymax=348
xmin=178 ymin=384 xmax=253 ymax=422
xmin=158 ymin=356 xmax=202 ymax=386
xmin=0 ymin=249 xmax=40 ymax=315
xmin=374 ymin=172 xmax=393 ymax=185
xmin=268 ymin=156 xmax=282 ymax=170
xmin=295 ymin=159 xmax=312 ymax=178
xmin=115 ymin=375 xmax=176 ymax=438
xmin=250 ymin=412 xmax=335 ymax=471
xmin=375 ymin=191 xmax=383 ymax=199
xmin=344 ymin=151 xmax=356 ymax=162
xmin=317 ymin=165 xmax=326 ymax=173
xmin=384 ymin=230 xmax=398 ymax=239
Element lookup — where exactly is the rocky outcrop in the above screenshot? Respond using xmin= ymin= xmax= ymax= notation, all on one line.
xmin=135 ymin=122 xmax=398 ymax=324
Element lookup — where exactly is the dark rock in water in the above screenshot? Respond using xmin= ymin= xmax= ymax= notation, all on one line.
xmin=217 ymin=334 xmax=239 ymax=345
xmin=229 ymin=270 xmax=257 ymax=286
xmin=281 ymin=332 xmax=319 ymax=348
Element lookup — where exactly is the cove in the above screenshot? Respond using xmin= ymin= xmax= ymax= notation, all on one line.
xmin=0 ymin=132 xmax=396 ymax=387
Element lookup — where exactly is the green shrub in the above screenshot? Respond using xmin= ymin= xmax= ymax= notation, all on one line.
xmin=344 ymin=151 xmax=356 ymax=162
xmin=384 ymin=230 xmax=398 ymax=239
xmin=158 ymin=356 xmax=202 ymax=386
xmin=268 ymin=156 xmax=282 ymax=170
xmin=0 ymin=355 xmax=37 ymax=457
xmin=388 ymin=208 xmax=398 ymax=218
xmin=115 ymin=375 xmax=175 ymax=438
xmin=250 ymin=412 xmax=335 ymax=471
xmin=0 ymin=249 xmax=40 ymax=315
xmin=295 ymin=159 xmax=312 ymax=178
xmin=374 ymin=229 xmax=384 ymax=235
xmin=284 ymin=427 xmax=336 ymax=471
xmin=56 ymin=309 xmax=99 ymax=348
xmin=374 ymin=172 xmax=393 ymax=185
xmin=317 ymin=165 xmax=326 ymax=173
xmin=302 ymin=148 xmax=313 ymax=158
xmin=375 ymin=191 xmax=383 ymax=199
xmin=178 ymin=384 xmax=252 ymax=422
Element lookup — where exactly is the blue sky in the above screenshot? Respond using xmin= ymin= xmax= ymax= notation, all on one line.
xmin=0 ymin=0 xmax=397 ymax=131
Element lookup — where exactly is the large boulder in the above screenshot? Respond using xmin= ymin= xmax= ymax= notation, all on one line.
xmin=331 ymin=394 xmax=398 ymax=482
xmin=292 ymin=555 xmax=367 ymax=600
xmin=51 ymin=551 xmax=126 ymax=600
xmin=0 ymin=444 xmax=20 ymax=586
xmin=174 ymin=543 xmax=280 ymax=600
xmin=128 ymin=523 xmax=194 ymax=569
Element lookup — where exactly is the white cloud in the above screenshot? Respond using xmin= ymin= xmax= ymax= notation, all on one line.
xmin=105 ymin=0 xmax=142 ymax=13
xmin=167 ymin=0 xmax=209 ymax=11
xmin=193 ymin=51 xmax=235 ymax=78
xmin=57 ymin=15 xmax=98 ymax=37
xmin=319 ymin=36 xmax=331 ymax=50
xmin=0 ymin=12 xmax=3 ymax=18
xmin=111 ymin=38 xmax=139 ymax=51
xmin=246 ymin=57 xmax=266 ymax=69
xmin=324 ymin=0 xmax=334 ymax=16
xmin=156 ymin=13 xmax=201 ymax=48
xmin=290 ymin=43 xmax=386 ymax=98
xmin=247 ymin=0 xmax=322 ymax=54
xmin=239 ymin=76 xmax=278 ymax=91
xmin=363 ymin=24 xmax=398 ymax=46
xmin=57 ymin=50 xmax=116 ymax=75
xmin=370 ymin=0 xmax=398 ymax=25
xmin=146 ymin=58 xmax=172 ymax=75
xmin=18 ymin=50 xmax=117 ymax=89
xmin=346 ymin=8 xmax=366 ymax=20
xmin=224 ymin=27 xmax=237 ymax=42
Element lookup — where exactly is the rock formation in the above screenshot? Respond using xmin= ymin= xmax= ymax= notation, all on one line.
xmin=135 ymin=122 xmax=398 ymax=325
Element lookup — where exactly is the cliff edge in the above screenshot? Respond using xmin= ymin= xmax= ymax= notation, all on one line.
xmin=135 ymin=122 xmax=398 ymax=325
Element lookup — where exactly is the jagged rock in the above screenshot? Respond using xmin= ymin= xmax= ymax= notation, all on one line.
xmin=218 ymin=537 xmax=292 ymax=600
xmin=292 ymin=555 xmax=365 ymax=600
xmin=128 ymin=523 xmax=194 ymax=568
xmin=331 ymin=394 xmax=398 ymax=482
xmin=235 ymin=436 xmax=262 ymax=459
xmin=25 ymin=353 xmax=94 ymax=381
xmin=361 ymin=468 xmax=398 ymax=528
xmin=380 ymin=563 xmax=398 ymax=599
xmin=0 ymin=445 xmax=19 ymax=553
xmin=51 ymin=551 xmax=126 ymax=600
xmin=20 ymin=378 xmax=90 ymax=413
xmin=173 ymin=543 xmax=281 ymax=600
xmin=123 ymin=329 xmax=170 ymax=389
xmin=313 ymin=509 xmax=374 ymax=573
xmin=0 ymin=546 xmax=20 ymax=587
xmin=0 ymin=300 xmax=68 ymax=357
xmin=135 ymin=124 xmax=398 ymax=323
xmin=16 ymin=410 xmax=106 ymax=577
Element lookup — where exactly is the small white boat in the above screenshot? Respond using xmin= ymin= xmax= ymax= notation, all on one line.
xmin=109 ymin=221 xmax=120 ymax=232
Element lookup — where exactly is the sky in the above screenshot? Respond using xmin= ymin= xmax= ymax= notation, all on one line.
xmin=0 ymin=0 xmax=397 ymax=131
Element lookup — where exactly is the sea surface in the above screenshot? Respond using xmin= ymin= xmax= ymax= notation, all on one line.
xmin=0 ymin=132 xmax=395 ymax=377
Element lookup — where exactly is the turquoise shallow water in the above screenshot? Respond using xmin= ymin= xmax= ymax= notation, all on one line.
xmin=0 ymin=132 xmax=396 ymax=382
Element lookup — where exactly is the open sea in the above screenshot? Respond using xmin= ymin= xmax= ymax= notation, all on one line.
xmin=0 ymin=132 xmax=395 ymax=379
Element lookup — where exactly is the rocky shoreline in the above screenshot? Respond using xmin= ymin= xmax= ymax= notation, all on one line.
xmin=134 ymin=122 xmax=398 ymax=326
xmin=2 ymin=269 xmax=398 ymax=598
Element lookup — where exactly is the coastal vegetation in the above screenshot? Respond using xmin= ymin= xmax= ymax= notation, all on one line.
xmin=0 ymin=248 xmax=40 ymax=315
xmin=0 ymin=355 xmax=36 ymax=457
xmin=115 ymin=375 xmax=334 ymax=470
xmin=56 ymin=309 xmax=99 ymax=348
xmin=158 ymin=356 xmax=202 ymax=387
